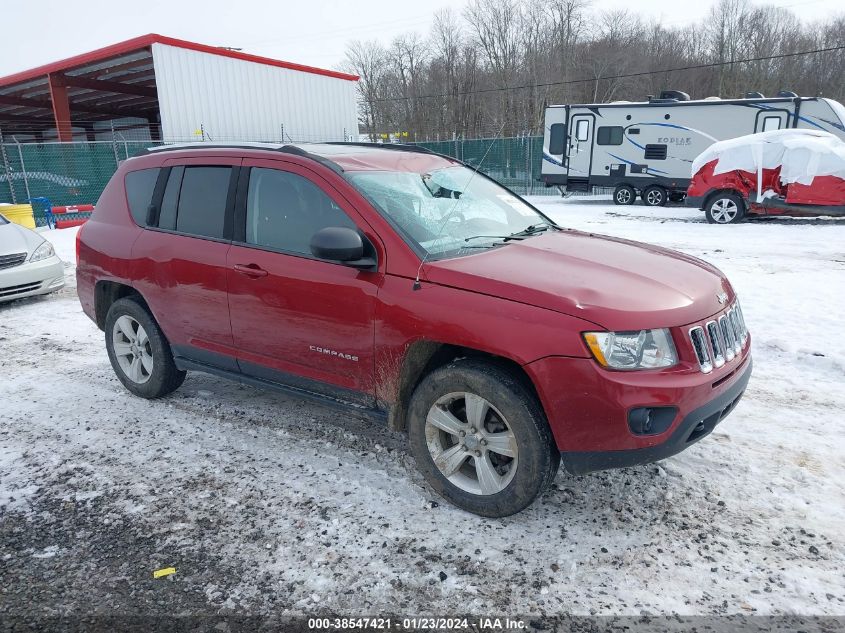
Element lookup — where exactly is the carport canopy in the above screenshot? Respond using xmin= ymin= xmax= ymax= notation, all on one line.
xmin=0 ymin=35 xmax=169 ymax=141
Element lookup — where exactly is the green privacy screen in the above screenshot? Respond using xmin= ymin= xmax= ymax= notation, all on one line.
xmin=0 ymin=137 xmax=557 ymax=208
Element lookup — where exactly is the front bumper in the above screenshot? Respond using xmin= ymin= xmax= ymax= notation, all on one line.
xmin=561 ymin=357 xmax=752 ymax=474
xmin=0 ymin=255 xmax=65 ymax=303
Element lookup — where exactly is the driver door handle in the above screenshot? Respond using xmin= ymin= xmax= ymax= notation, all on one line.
xmin=233 ymin=263 xmax=268 ymax=278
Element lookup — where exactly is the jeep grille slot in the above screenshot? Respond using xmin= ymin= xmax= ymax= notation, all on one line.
xmin=727 ymin=309 xmax=742 ymax=354
xmin=689 ymin=326 xmax=712 ymax=373
xmin=719 ymin=315 xmax=736 ymax=362
xmin=706 ymin=321 xmax=725 ymax=368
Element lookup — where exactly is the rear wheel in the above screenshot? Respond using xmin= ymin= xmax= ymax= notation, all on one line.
xmin=705 ymin=193 xmax=746 ymax=224
xmin=105 ymin=297 xmax=186 ymax=398
xmin=613 ymin=184 xmax=636 ymax=205
xmin=642 ymin=185 xmax=667 ymax=206
xmin=407 ymin=359 xmax=559 ymax=517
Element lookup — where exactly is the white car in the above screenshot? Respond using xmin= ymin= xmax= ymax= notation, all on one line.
xmin=0 ymin=213 xmax=65 ymax=302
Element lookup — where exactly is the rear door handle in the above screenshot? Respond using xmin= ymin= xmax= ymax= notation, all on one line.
xmin=233 ymin=263 xmax=268 ymax=278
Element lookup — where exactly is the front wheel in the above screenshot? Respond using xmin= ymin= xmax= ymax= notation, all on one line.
xmin=407 ymin=359 xmax=559 ymax=517
xmin=705 ymin=193 xmax=746 ymax=224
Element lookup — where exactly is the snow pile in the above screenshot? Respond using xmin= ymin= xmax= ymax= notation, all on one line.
xmin=691 ymin=129 xmax=845 ymax=189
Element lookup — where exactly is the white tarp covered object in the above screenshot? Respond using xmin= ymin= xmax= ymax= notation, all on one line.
xmin=691 ymin=129 xmax=845 ymax=202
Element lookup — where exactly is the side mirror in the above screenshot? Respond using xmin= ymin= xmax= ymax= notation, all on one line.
xmin=310 ymin=227 xmax=377 ymax=270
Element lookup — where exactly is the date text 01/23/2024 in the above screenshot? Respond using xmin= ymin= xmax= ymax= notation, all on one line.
xmin=307 ymin=617 xmax=527 ymax=630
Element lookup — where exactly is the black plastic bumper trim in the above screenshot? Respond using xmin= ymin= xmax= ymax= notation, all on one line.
xmin=685 ymin=195 xmax=705 ymax=209
xmin=561 ymin=356 xmax=752 ymax=475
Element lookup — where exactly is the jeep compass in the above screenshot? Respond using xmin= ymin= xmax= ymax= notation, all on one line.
xmin=76 ymin=142 xmax=752 ymax=517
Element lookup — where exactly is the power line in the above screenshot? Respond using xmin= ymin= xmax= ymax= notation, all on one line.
xmin=360 ymin=44 xmax=845 ymax=104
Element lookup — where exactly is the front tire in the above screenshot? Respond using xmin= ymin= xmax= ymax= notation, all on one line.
xmin=105 ymin=297 xmax=186 ymax=398
xmin=407 ymin=359 xmax=559 ymax=517
xmin=705 ymin=193 xmax=746 ymax=224
xmin=613 ymin=184 xmax=636 ymax=205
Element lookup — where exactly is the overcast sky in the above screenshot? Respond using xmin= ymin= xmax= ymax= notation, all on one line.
xmin=0 ymin=0 xmax=836 ymax=78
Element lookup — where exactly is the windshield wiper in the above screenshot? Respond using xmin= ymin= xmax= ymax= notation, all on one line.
xmin=463 ymin=223 xmax=555 ymax=243
xmin=510 ymin=222 xmax=555 ymax=237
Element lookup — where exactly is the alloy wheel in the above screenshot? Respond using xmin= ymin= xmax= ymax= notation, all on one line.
xmin=424 ymin=392 xmax=518 ymax=495
xmin=646 ymin=188 xmax=664 ymax=205
xmin=710 ymin=198 xmax=738 ymax=223
xmin=112 ymin=315 xmax=154 ymax=384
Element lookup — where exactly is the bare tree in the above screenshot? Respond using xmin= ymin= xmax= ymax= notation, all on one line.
xmin=342 ymin=0 xmax=845 ymax=140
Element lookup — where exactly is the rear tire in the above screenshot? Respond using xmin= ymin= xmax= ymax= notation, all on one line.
xmin=105 ymin=297 xmax=186 ymax=398
xmin=407 ymin=359 xmax=559 ymax=517
xmin=613 ymin=184 xmax=636 ymax=205
xmin=642 ymin=185 xmax=667 ymax=206
xmin=705 ymin=192 xmax=746 ymax=224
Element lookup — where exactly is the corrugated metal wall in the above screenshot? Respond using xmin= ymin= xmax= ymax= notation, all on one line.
xmin=151 ymin=43 xmax=358 ymax=143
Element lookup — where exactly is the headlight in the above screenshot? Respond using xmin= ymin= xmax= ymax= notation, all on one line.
xmin=583 ymin=329 xmax=678 ymax=370
xmin=30 ymin=240 xmax=55 ymax=262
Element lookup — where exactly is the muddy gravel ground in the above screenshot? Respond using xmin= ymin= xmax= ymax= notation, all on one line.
xmin=1 ymin=203 xmax=844 ymax=624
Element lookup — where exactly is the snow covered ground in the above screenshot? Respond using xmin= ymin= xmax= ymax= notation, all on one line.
xmin=1 ymin=200 xmax=844 ymax=619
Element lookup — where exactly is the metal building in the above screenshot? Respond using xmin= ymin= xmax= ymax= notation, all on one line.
xmin=0 ymin=34 xmax=359 ymax=143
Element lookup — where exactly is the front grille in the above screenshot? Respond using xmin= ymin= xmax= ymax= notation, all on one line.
xmin=0 ymin=252 xmax=27 ymax=270
xmin=0 ymin=281 xmax=41 ymax=298
xmin=690 ymin=301 xmax=749 ymax=373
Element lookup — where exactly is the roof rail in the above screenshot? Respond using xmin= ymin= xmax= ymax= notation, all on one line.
xmin=141 ymin=142 xmax=345 ymax=174
xmin=324 ymin=141 xmax=435 ymax=155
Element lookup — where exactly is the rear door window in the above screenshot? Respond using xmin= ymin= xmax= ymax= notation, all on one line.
xmin=175 ymin=167 xmax=232 ymax=239
xmin=124 ymin=168 xmax=161 ymax=226
xmin=156 ymin=166 xmax=232 ymax=238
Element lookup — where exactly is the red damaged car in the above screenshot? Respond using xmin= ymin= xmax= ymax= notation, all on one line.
xmin=687 ymin=129 xmax=845 ymax=224
xmin=77 ymin=142 xmax=751 ymax=516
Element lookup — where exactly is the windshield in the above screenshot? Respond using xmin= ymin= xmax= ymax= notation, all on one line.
xmin=348 ymin=165 xmax=552 ymax=259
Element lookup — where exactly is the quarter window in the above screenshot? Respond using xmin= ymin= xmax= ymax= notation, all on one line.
xmin=245 ymin=168 xmax=355 ymax=255
xmin=124 ymin=168 xmax=160 ymax=226
xmin=597 ymin=126 xmax=624 ymax=145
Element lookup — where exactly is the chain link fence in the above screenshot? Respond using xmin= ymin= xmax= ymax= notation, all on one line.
xmin=410 ymin=135 xmax=559 ymax=197
xmin=0 ymin=140 xmax=163 ymax=208
xmin=0 ymin=136 xmax=562 ymax=209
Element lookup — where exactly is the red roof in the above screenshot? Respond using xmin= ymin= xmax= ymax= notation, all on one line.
xmin=0 ymin=33 xmax=359 ymax=88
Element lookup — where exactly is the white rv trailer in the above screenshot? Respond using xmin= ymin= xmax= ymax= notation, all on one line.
xmin=540 ymin=91 xmax=845 ymax=205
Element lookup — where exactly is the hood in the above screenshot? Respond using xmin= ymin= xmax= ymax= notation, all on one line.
xmin=424 ymin=230 xmax=734 ymax=331
xmin=0 ymin=221 xmax=43 ymax=257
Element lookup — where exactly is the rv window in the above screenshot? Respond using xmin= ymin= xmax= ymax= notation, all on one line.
xmin=762 ymin=116 xmax=781 ymax=132
xmin=549 ymin=124 xmax=566 ymax=154
xmin=575 ymin=119 xmax=590 ymax=142
xmin=597 ymin=126 xmax=623 ymax=145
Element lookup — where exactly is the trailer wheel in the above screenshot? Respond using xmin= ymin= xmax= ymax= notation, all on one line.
xmin=613 ymin=184 xmax=636 ymax=205
xmin=705 ymin=193 xmax=746 ymax=224
xmin=642 ymin=185 xmax=667 ymax=206
xmin=669 ymin=192 xmax=686 ymax=203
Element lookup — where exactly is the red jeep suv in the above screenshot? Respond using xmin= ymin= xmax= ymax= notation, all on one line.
xmin=77 ymin=142 xmax=752 ymax=517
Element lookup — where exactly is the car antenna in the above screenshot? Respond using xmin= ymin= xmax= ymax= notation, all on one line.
xmin=413 ymin=121 xmax=508 ymax=291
